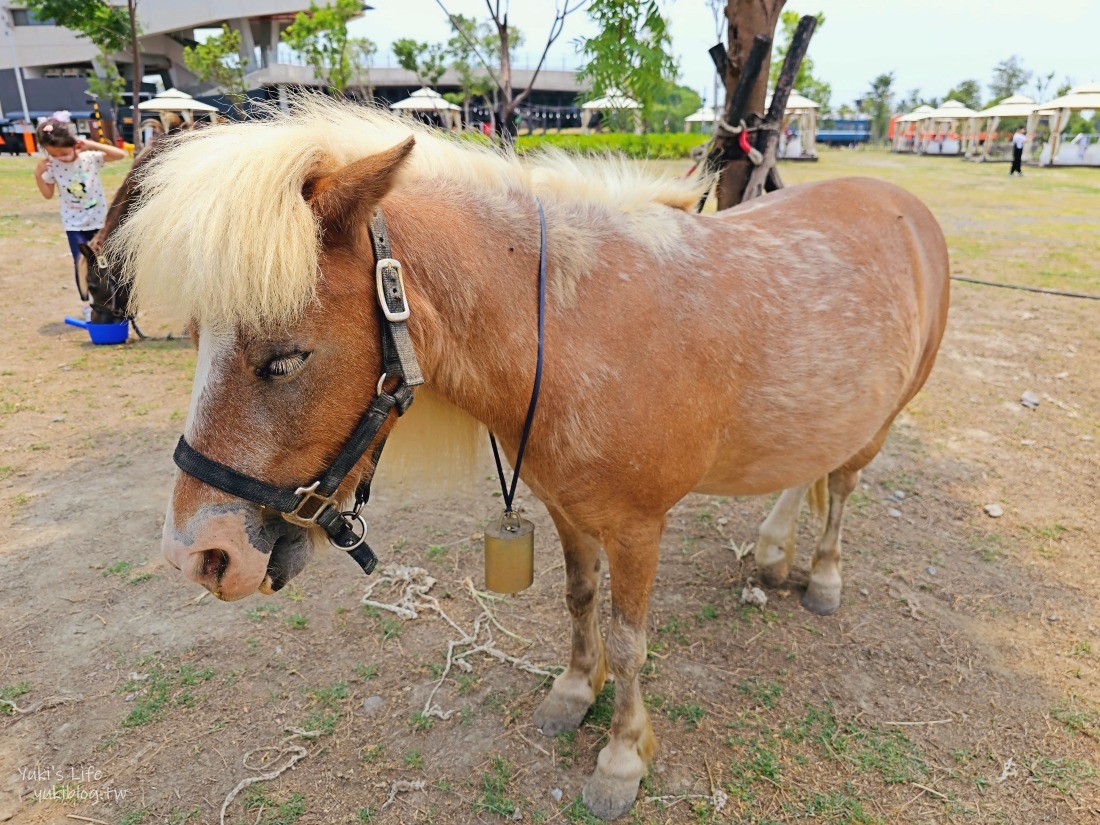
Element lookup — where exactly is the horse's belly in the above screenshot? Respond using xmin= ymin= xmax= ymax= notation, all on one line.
xmin=692 ymin=358 xmax=913 ymax=496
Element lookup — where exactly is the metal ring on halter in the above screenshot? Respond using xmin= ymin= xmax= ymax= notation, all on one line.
xmin=376 ymin=372 xmax=388 ymax=396
xmin=328 ymin=512 xmax=368 ymax=551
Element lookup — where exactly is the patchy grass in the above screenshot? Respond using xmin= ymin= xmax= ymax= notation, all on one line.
xmin=118 ymin=660 xmax=216 ymax=728
xmin=473 ymin=755 xmax=519 ymax=818
xmin=0 ymin=681 xmax=31 ymax=714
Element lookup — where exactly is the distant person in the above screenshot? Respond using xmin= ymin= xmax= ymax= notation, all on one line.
xmin=1010 ymin=126 xmax=1026 ymax=176
xmin=32 ymin=111 xmax=127 ymax=319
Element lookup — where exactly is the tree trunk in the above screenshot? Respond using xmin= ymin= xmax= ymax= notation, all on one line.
xmin=715 ymin=0 xmax=786 ymax=210
xmin=128 ymin=0 xmax=142 ymax=154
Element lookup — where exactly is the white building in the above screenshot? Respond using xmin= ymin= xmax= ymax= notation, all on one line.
xmin=0 ymin=1 xmax=322 ymax=123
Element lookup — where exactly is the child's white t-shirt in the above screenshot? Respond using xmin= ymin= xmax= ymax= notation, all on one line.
xmin=40 ymin=151 xmax=107 ymax=231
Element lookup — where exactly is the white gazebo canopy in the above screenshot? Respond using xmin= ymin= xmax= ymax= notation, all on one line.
xmin=581 ymin=88 xmax=641 ymax=133
xmin=964 ymin=95 xmax=1036 ymax=161
xmin=978 ymin=94 xmax=1037 ymax=119
xmin=684 ymin=105 xmax=718 ymax=124
xmin=137 ymin=88 xmax=218 ymax=113
xmin=759 ymin=90 xmax=819 ymax=160
xmin=1027 ymin=83 xmax=1100 ymax=166
xmin=764 ymin=90 xmax=820 ymax=112
xmin=1034 ymin=81 xmax=1100 ymax=113
xmin=915 ymin=100 xmax=977 ymax=155
xmin=389 ymin=87 xmax=461 ymax=129
xmin=897 ymin=104 xmax=935 ymax=123
xmin=581 ymin=87 xmax=641 ymax=112
xmin=924 ymin=99 xmax=978 ymax=120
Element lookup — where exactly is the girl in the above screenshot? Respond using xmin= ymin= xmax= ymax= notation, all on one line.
xmin=33 ymin=111 xmax=127 ymax=318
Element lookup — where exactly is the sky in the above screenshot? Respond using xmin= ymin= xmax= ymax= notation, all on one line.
xmin=349 ymin=0 xmax=1100 ymax=110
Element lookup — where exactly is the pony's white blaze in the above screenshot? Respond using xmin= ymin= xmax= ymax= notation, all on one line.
xmin=185 ymin=325 xmax=234 ymax=438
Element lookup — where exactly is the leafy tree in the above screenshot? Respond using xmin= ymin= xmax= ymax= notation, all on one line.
xmin=944 ymin=79 xmax=981 ymax=111
xmin=769 ymin=10 xmax=830 ymax=111
xmin=349 ymin=37 xmax=377 ymax=101
xmin=860 ymin=72 xmax=895 ymax=144
xmin=898 ymin=88 xmax=923 ymax=112
xmin=86 ymin=48 xmax=125 ymax=142
xmin=281 ymin=0 xmax=362 ymax=96
xmin=578 ymin=0 xmax=677 ymax=123
xmin=392 ymin=38 xmax=447 ymax=86
xmin=436 ymin=0 xmax=580 ymax=144
xmin=26 ymin=0 xmax=130 ymax=52
xmin=27 ymin=0 xmax=140 ymax=146
xmin=183 ymin=25 xmax=248 ymax=114
xmin=1030 ymin=70 xmax=1056 ymax=104
xmin=644 ymin=81 xmax=701 ymax=132
xmin=445 ymin=14 xmax=494 ymax=126
xmin=989 ymin=55 xmax=1031 ymax=101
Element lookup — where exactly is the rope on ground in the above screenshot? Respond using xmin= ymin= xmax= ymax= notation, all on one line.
xmin=0 ymin=694 xmax=82 ymax=714
xmin=380 ymin=779 xmax=427 ymax=812
xmin=951 ymin=276 xmax=1100 ymax=301
xmin=361 ymin=565 xmax=552 ymax=722
xmin=219 ymin=727 xmax=319 ymax=825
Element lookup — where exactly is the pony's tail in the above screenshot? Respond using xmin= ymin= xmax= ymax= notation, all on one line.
xmin=806 ymin=476 xmax=830 ymax=537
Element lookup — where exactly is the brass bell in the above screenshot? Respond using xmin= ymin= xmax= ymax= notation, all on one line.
xmin=483 ymin=510 xmax=534 ymax=594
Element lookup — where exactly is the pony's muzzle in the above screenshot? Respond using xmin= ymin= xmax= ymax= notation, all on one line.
xmin=162 ymin=507 xmax=273 ymax=601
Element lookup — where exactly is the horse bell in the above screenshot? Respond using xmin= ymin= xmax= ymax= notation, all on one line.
xmin=483 ymin=510 xmax=534 ymax=594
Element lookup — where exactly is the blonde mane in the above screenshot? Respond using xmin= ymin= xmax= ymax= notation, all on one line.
xmin=109 ymin=96 xmax=712 ymax=330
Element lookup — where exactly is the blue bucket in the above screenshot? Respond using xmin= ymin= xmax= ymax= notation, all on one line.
xmin=64 ymin=317 xmax=129 ymax=345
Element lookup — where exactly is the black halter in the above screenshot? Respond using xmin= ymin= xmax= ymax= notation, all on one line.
xmin=171 ymin=210 xmax=423 ymax=579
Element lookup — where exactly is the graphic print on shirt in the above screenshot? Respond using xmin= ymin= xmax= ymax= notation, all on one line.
xmin=65 ymin=175 xmax=98 ymax=209
xmin=43 ymin=151 xmax=108 ymax=231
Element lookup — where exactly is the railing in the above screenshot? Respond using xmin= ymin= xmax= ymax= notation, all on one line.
xmin=249 ymin=45 xmax=583 ymax=75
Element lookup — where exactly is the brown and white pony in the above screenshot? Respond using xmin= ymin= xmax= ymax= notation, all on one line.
xmin=78 ymin=137 xmax=166 ymax=324
xmin=111 ymin=99 xmax=949 ymax=820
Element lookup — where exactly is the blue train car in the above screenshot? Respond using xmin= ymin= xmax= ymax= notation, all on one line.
xmin=816 ymin=117 xmax=872 ymax=146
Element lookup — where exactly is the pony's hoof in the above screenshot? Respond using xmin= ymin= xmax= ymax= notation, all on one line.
xmin=582 ymin=770 xmax=640 ymax=821
xmin=757 ymin=560 xmax=790 ymax=588
xmin=802 ymin=581 xmax=841 ymax=615
xmin=534 ymin=689 xmax=592 ymax=737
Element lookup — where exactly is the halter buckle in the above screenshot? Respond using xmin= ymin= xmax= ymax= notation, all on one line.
xmin=376 ymin=258 xmax=410 ymax=322
xmin=283 ymin=480 xmax=339 ymax=527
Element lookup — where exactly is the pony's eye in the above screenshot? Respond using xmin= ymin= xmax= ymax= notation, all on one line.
xmin=260 ymin=351 xmax=310 ymax=379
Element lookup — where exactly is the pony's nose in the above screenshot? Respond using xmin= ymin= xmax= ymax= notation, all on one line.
xmin=162 ymin=509 xmax=271 ymax=600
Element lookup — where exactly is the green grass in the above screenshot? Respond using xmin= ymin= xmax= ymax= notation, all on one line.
xmin=473 ymin=755 xmax=518 ymax=818
xmin=780 ymin=148 xmax=1100 ymax=293
xmin=0 ymin=681 xmax=31 ymax=714
xmin=119 ymin=660 xmax=216 ymax=728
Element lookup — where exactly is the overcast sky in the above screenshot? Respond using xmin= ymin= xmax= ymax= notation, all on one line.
xmin=350 ymin=0 xmax=1100 ymax=109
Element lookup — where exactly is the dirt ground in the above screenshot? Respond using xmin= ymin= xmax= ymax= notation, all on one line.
xmin=0 ymin=151 xmax=1097 ymax=825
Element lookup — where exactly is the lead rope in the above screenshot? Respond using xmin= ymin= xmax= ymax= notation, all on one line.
xmin=488 ymin=198 xmax=546 ymax=513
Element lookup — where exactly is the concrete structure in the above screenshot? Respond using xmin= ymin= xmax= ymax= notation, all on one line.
xmin=0 ymin=2 xmax=587 ymax=145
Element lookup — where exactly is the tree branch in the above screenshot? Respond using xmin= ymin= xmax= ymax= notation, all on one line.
xmin=512 ymin=0 xmax=585 ymax=108
xmin=434 ymin=0 xmax=501 ymax=89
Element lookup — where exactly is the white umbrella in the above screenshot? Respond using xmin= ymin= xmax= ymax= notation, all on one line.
xmin=137 ymin=88 xmax=218 ymax=113
xmin=389 ymin=87 xmax=461 ymax=113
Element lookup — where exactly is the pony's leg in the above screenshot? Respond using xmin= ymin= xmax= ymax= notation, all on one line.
xmin=754 ymin=483 xmax=810 ymax=586
xmin=582 ymin=519 xmax=661 ymax=821
xmin=802 ymin=468 xmax=860 ymax=615
xmin=534 ymin=510 xmax=607 ymax=736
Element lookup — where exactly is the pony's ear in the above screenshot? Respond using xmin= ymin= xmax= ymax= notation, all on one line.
xmin=78 ymin=242 xmax=99 ymax=271
xmin=304 ymin=136 xmax=415 ymax=229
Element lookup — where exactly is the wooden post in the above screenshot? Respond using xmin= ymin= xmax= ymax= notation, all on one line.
xmin=742 ymin=15 xmax=817 ymax=202
xmin=714 ymin=0 xmax=786 ymax=210
xmin=695 ymin=34 xmax=770 ymax=211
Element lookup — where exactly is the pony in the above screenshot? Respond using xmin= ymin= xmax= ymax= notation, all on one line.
xmin=78 ymin=136 xmax=171 ymax=325
xmin=109 ymin=98 xmax=949 ymax=821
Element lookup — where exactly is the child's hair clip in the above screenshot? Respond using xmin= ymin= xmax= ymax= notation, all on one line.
xmin=42 ymin=124 xmax=54 ymax=132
